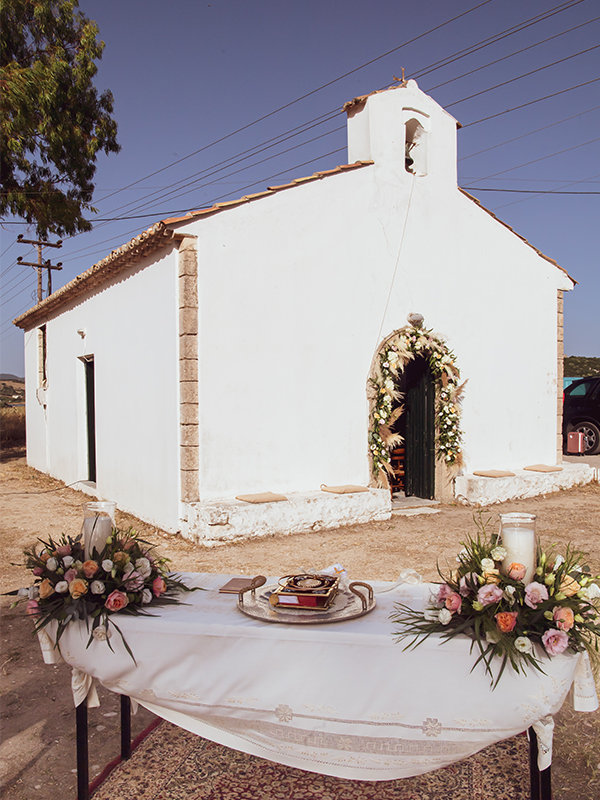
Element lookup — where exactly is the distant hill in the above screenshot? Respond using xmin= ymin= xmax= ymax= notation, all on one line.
xmin=0 ymin=374 xmax=24 ymax=382
xmin=564 ymin=356 xmax=600 ymax=377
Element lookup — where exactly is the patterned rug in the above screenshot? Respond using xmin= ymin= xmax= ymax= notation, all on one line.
xmin=91 ymin=721 xmax=530 ymax=800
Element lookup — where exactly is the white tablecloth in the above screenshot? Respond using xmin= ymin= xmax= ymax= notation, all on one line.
xmin=40 ymin=574 xmax=598 ymax=781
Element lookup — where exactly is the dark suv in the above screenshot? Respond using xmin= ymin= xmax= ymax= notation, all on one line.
xmin=563 ymin=375 xmax=600 ymax=455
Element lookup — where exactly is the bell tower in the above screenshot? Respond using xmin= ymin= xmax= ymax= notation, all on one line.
xmin=345 ymin=80 xmax=458 ymax=188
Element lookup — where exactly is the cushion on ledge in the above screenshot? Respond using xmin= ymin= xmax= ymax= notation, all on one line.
xmin=472 ymin=470 xmax=516 ymax=478
xmin=320 ymin=484 xmax=370 ymax=494
xmin=235 ymin=492 xmax=288 ymax=504
xmin=523 ymin=464 xmax=563 ymax=473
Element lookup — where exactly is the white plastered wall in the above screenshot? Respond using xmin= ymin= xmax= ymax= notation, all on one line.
xmin=23 ymin=247 xmax=182 ymax=531
xmin=181 ymin=82 xmax=571 ymax=501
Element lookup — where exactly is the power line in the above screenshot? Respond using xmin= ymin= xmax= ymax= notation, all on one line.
xmin=463 ymin=76 xmax=600 ymax=126
xmin=91 ymin=0 xmax=497 ymax=208
xmin=462 ymin=187 xmax=600 ymax=194
xmin=447 ymin=43 xmax=600 ymax=108
xmin=459 ymin=104 xmax=600 ymax=161
xmin=428 ymin=14 xmax=600 ymax=91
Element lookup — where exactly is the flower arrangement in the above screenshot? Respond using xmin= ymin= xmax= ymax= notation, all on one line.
xmin=391 ymin=522 xmax=600 ymax=688
xmin=369 ymin=325 xmax=464 ymax=482
xmin=16 ymin=528 xmax=192 ymax=661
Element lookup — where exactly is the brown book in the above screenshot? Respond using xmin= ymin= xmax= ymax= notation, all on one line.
xmin=218 ymin=577 xmax=256 ymax=594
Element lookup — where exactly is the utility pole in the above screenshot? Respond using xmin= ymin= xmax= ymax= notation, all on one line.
xmin=16 ymin=234 xmax=63 ymax=302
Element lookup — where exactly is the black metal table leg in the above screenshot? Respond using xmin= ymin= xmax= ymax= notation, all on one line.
xmin=120 ymin=695 xmax=132 ymax=760
xmin=528 ymin=727 xmax=552 ymax=800
xmin=76 ymin=701 xmax=89 ymax=800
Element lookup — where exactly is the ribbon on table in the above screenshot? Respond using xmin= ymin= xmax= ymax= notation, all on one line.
xmin=374 ymin=568 xmax=423 ymax=593
xmin=530 ymin=715 xmax=554 ymax=771
xmin=71 ymin=668 xmax=100 ymax=709
xmin=572 ymin=652 xmax=599 ymax=712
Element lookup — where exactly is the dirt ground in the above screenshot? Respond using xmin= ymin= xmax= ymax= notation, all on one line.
xmin=1 ymin=447 xmax=599 ymax=799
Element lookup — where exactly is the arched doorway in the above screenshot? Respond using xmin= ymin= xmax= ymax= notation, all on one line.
xmin=393 ymin=356 xmax=436 ymax=499
xmin=367 ymin=320 xmax=464 ymax=498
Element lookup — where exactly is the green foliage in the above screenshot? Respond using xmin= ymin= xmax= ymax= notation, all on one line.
xmin=0 ymin=0 xmax=120 ymax=236
xmin=564 ymin=356 xmax=600 ymax=377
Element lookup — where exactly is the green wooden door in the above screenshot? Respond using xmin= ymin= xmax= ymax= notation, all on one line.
xmin=404 ymin=357 xmax=435 ymax=499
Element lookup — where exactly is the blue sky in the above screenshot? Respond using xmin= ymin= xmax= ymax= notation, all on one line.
xmin=1 ymin=0 xmax=599 ymax=376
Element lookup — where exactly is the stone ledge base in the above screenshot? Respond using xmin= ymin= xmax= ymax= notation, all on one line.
xmin=181 ymin=488 xmax=391 ymax=544
xmin=454 ymin=463 xmax=595 ymax=506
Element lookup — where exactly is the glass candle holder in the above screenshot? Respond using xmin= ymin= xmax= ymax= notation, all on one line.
xmin=500 ymin=512 xmax=536 ymax=584
xmin=83 ymin=501 xmax=116 ymax=559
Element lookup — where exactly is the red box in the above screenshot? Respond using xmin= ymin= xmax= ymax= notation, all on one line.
xmin=567 ymin=431 xmax=585 ymax=454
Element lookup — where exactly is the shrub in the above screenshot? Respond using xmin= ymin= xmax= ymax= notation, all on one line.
xmin=0 ymin=406 xmax=26 ymax=446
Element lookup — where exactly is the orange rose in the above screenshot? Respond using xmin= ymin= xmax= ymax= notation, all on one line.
xmin=39 ymin=578 xmax=55 ymax=599
xmin=82 ymin=560 xmax=99 ymax=578
xmin=113 ymin=551 xmax=130 ymax=567
xmin=483 ymin=569 xmax=501 ymax=585
xmin=507 ymin=563 xmax=526 ymax=581
xmin=495 ymin=611 xmax=518 ymax=633
xmin=559 ymin=575 xmax=580 ymax=597
xmin=69 ymin=578 xmax=88 ymax=599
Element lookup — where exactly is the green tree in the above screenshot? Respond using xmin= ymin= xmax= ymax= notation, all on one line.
xmin=0 ymin=0 xmax=119 ymax=237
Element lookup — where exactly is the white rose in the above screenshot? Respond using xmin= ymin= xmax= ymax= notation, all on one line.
xmin=438 ymin=608 xmax=452 ymax=625
xmin=491 ymin=546 xmax=507 ymax=561
xmin=553 ymin=555 xmax=565 ymax=571
xmin=584 ymin=583 xmax=600 ymax=600
xmin=62 ymin=555 xmax=74 ymax=568
xmin=55 ymin=581 xmax=69 ymax=593
xmin=141 ymin=588 xmax=153 ymax=605
xmin=102 ymin=559 xmax=113 ymax=571
xmin=515 ymin=636 xmax=533 ymax=654
xmin=90 ymin=580 xmax=105 ymax=595
xmin=93 ymin=625 xmax=112 ymax=641
xmin=481 ymin=558 xmax=495 ymax=572
xmin=135 ymin=557 xmax=152 ymax=578
xmin=46 ymin=557 xmax=58 ymax=571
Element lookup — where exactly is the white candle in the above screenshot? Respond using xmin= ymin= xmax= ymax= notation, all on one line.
xmin=500 ymin=513 xmax=536 ymax=584
xmin=83 ymin=501 xmax=116 ymax=559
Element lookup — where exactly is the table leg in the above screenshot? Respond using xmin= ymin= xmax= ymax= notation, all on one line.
xmin=120 ymin=695 xmax=132 ymax=760
xmin=75 ymin=701 xmax=89 ymax=800
xmin=528 ymin=727 xmax=552 ymax=800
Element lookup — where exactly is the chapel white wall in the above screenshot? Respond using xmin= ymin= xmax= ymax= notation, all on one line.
xmin=23 ymin=249 xmax=181 ymax=531
xmin=183 ymin=83 xmax=570 ymax=500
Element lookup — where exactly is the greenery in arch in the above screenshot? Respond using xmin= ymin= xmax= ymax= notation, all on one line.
xmin=368 ymin=324 xmax=465 ymax=484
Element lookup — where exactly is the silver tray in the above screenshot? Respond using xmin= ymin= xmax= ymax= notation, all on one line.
xmin=237 ymin=580 xmax=376 ymax=624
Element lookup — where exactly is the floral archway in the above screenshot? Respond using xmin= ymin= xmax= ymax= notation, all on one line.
xmin=368 ymin=322 xmax=465 ymax=485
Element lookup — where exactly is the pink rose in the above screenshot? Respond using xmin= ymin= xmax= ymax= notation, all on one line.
xmin=507 ymin=562 xmax=527 ymax=581
xmin=105 ymin=590 xmax=129 ymax=612
xmin=524 ymin=582 xmax=549 ymax=609
xmin=477 ymin=584 xmax=503 ymax=607
xmin=55 ymin=545 xmax=72 ymax=556
xmin=32 ymin=567 xmax=44 ymax=576
xmin=123 ymin=570 xmax=145 ymax=591
xmin=542 ymin=628 xmax=569 ymax=656
xmin=445 ymin=592 xmax=462 ymax=614
xmin=26 ymin=599 xmax=40 ymax=615
xmin=152 ymin=576 xmax=166 ymax=597
xmin=64 ymin=568 xmax=77 ymax=583
xmin=553 ymin=606 xmax=575 ymax=632
xmin=437 ymin=584 xmax=453 ymax=603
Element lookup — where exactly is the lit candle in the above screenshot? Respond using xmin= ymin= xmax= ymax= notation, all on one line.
xmin=83 ymin=501 xmax=116 ymax=559
xmin=500 ymin=513 xmax=536 ymax=584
